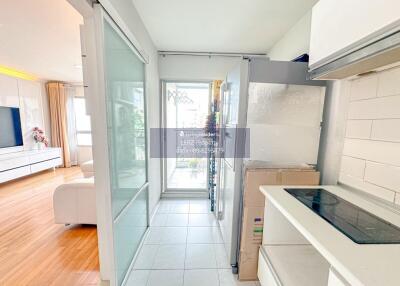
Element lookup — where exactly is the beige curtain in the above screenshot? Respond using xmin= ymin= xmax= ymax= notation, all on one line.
xmin=46 ymin=82 xmax=71 ymax=168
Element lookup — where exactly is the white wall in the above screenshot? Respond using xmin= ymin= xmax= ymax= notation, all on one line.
xmin=0 ymin=73 xmax=48 ymax=153
xmin=159 ymin=54 xmax=240 ymax=81
xmin=339 ymin=66 xmax=400 ymax=204
xmin=267 ymin=11 xmax=312 ymax=61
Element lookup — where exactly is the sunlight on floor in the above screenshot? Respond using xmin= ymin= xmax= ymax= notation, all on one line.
xmin=168 ymin=168 xmax=207 ymax=189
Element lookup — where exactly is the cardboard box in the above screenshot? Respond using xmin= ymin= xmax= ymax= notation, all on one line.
xmin=243 ymin=167 xmax=319 ymax=208
xmin=240 ymin=207 xmax=264 ymax=254
xmin=237 ymin=257 xmax=259 ymax=281
xmin=281 ymin=171 xmax=320 ymax=186
xmin=238 ymin=164 xmax=320 ymax=281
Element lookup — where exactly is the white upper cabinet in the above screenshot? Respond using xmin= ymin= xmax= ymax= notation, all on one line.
xmin=309 ymin=0 xmax=400 ymax=69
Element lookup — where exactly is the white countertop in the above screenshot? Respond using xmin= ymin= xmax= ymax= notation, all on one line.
xmin=260 ymin=185 xmax=400 ymax=286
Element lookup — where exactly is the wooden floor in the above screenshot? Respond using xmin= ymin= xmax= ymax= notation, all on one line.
xmin=0 ymin=167 xmax=100 ymax=286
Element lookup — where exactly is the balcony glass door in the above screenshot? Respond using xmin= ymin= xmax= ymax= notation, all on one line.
xmin=162 ymin=82 xmax=211 ymax=192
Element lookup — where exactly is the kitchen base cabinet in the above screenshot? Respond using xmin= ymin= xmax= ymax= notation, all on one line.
xmin=328 ymin=269 xmax=351 ymax=286
xmin=258 ymin=247 xmax=279 ymax=286
xmin=257 ymin=185 xmax=400 ymax=286
xmin=258 ymin=245 xmax=329 ymax=286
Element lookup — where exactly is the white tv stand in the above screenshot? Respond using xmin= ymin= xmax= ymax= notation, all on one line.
xmin=0 ymin=148 xmax=62 ymax=184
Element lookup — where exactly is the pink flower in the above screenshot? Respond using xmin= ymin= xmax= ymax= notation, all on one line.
xmin=32 ymin=127 xmax=49 ymax=146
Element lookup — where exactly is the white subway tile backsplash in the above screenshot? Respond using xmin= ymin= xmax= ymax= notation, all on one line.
xmin=340 ymin=156 xmax=366 ymax=179
xmin=345 ymin=120 xmax=372 ymax=139
xmin=339 ymin=172 xmax=396 ymax=202
xmin=378 ymin=67 xmax=400 ymax=97
xmin=339 ymin=66 xmax=400 ymax=203
xmin=364 ymin=162 xmax=400 ymax=192
xmin=347 ymin=95 xmax=400 ymax=119
xmin=350 ymin=76 xmax=378 ymax=101
xmin=371 ymin=119 xmax=400 ymax=142
xmin=342 ymin=138 xmax=400 ymax=167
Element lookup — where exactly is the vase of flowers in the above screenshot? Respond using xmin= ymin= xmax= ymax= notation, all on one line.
xmin=32 ymin=127 xmax=49 ymax=150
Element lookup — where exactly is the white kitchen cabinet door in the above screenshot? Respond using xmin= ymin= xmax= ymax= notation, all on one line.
xmin=258 ymin=249 xmax=279 ymax=286
xmin=328 ymin=269 xmax=350 ymax=286
xmin=309 ymin=0 xmax=400 ymax=69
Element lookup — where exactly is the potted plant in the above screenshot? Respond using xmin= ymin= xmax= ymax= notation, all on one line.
xmin=32 ymin=127 xmax=49 ymax=150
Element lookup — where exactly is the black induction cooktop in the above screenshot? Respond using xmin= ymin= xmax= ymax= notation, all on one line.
xmin=284 ymin=188 xmax=400 ymax=244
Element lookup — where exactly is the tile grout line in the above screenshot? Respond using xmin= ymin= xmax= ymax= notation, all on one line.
xmin=183 ymin=225 xmax=189 ymax=286
xmin=214 ymin=243 xmax=222 ymax=286
xmin=150 ymin=199 xmax=230 ymax=285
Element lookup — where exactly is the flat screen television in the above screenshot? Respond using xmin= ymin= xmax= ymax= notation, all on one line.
xmin=0 ymin=106 xmax=23 ymax=148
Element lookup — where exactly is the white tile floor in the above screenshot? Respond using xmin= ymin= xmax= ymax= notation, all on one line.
xmin=126 ymin=198 xmax=260 ymax=286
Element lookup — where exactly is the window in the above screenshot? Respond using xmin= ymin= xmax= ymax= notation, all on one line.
xmin=73 ymin=97 xmax=92 ymax=146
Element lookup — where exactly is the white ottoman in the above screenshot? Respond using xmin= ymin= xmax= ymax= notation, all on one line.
xmin=53 ymin=178 xmax=96 ymax=225
xmin=81 ymin=160 xmax=94 ymax=178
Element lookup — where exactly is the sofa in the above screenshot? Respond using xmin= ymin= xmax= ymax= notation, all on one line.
xmin=81 ymin=160 xmax=94 ymax=178
xmin=53 ymin=177 xmax=96 ymax=225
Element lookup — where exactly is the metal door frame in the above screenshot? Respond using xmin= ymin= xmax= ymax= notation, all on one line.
xmin=160 ymin=80 xmax=212 ymax=195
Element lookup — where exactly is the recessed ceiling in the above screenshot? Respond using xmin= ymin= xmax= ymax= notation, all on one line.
xmin=0 ymin=0 xmax=83 ymax=82
xmin=132 ymin=0 xmax=318 ymax=53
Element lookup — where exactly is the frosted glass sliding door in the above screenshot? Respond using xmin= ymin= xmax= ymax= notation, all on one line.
xmin=103 ymin=16 xmax=148 ymax=285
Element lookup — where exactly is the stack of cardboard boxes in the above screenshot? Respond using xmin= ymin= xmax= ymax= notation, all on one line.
xmin=238 ymin=161 xmax=320 ymax=281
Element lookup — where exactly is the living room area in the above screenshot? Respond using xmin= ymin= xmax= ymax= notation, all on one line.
xmin=0 ymin=0 xmax=100 ymax=284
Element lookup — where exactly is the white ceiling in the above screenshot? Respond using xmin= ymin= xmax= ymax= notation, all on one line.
xmin=132 ymin=0 xmax=318 ymax=53
xmin=0 ymin=0 xmax=83 ymax=82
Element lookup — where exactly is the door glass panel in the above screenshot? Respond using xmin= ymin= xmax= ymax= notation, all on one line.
xmin=113 ymin=187 xmax=148 ymax=282
xmin=104 ymin=19 xmax=148 ymax=285
xmin=165 ymin=82 xmax=209 ymax=190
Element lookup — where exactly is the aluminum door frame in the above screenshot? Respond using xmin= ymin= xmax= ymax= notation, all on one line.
xmin=82 ymin=5 xmax=151 ymax=285
xmin=217 ymin=59 xmax=250 ymax=269
xmin=160 ymin=80 xmax=212 ymax=195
